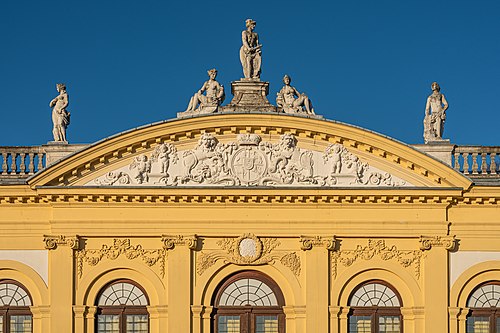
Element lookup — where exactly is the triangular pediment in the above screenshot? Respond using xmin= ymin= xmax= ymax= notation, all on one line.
xmin=28 ymin=114 xmax=471 ymax=189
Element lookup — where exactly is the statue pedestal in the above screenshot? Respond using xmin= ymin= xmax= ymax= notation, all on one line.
xmin=221 ymin=79 xmax=277 ymax=113
xmin=43 ymin=142 xmax=89 ymax=166
xmin=413 ymin=141 xmax=454 ymax=166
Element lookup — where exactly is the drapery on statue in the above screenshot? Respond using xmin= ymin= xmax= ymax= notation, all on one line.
xmin=49 ymin=83 xmax=70 ymax=142
xmin=276 ymin=75 xmax=315 ymax=115
xmin=184 ymin=68 xmax=225 ymax=114
xmin=240 ymin=19 xmax=262 ymax=79
xmin=423 ymin=81 xmax=449 ymax=143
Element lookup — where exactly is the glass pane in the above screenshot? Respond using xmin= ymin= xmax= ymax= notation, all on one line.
xmin=379 ymin=316 xmax=401 ymax=333
xmin=256 ymin=315 xmax=279 ymax=333
xmin=218 ymin=315 xmax=240 ymax=333
xmin=349 ymin=316 xmax=371 ymax=333
xmin=97 ymin=315 xmax=120 ymax=333
xmin=466 ymin=316 xmax=490 ymax=333
xmin=497 ymin=318 xmax=500 ymax=332
xmin=126 ymin=315 xmax=148 ymax=333
xmin=0 ymin=315 xmax=3 ymax=333
xmin=10 ymin=315 xmax=32 ymax=333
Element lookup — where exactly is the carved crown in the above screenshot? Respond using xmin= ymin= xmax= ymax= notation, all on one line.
xmin=237 ymin=133 xmax=262 ymax=146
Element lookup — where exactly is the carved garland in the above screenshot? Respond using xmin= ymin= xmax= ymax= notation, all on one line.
xmin=75 ymin=239 xmax=167 ymax=278
xmin=330 ymin=239 xmax=424 ymax=278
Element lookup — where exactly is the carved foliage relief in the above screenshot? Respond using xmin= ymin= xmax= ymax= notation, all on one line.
xmin=331 ymin=239 xmax=423 ymax=279
xmin=88 ymin=133 xmax=410 ymax=187
xmin=196 ymin=234 xmax=301 ymax=277
xmin=76 ymin=239 xmax=167 ymax=278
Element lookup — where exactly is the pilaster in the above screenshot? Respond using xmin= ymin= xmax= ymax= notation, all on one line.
xmin=300 ymin=236 xmax=336 ymax=332
xmin=148 ymin=305 xmax=168 ymax=333
xmin=44 ymin=235 xmax=79 ymax=333
xmin=420 ymin=235 xmax=456 ymax=333
xmin=162 ymin=235 xmax=197 ymax=333
xmin=30 ymin=305 xmax=51 ymax=333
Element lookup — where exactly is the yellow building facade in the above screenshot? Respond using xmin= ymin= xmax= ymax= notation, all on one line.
xmin=0 ymin=113 xmax=499 ymax=333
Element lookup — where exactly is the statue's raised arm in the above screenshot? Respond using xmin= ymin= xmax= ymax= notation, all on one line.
xmin=239 ymin=19 xmax=262 ymax=79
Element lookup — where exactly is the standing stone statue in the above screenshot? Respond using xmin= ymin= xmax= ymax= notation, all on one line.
xmin=423 ymin=81 xmax=449 ymax=143
xmin=276 ymin=75 xmax=315 ymax=115
xmin=240 ymin=19 xmax=262 ymax=79
xmin=49 ymin=83 xmax=70 ymax=142
xmin=182 ymin=68 xmax=225 ymax=116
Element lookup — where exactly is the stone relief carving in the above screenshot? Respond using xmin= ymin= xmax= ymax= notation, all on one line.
xmin=196 ymin=234 xmax=281 ymax=275
xmin=423 ymin=81 xmax=449 ymax=143
xmin=162 ymin=234 xmax=197 ymax=250
xmin=280 ymin=252 xmax=301 ymax=277
xmin=300 ymin=236 xmax=337 ymax=251
xmin=276 ymin=75 xmax=314 ymax=115
xmin=179 ymin=69 xmax=225 ymax=118
xmin=44 ymin=235 xmax=79 ymax=250
xmin=240 ymin=19 xmax=262 ymax=79
xmin=49 ymin=83 xmax=70 ymax=142
xmin=89 ymin=133 xmax=410 ymax=187
xmin=419 ymin=235 xmax=456 ymax=251
xmin=76 ymin=239 xmax=166 ymax=278
xmin=330 ymin=239 xmax=423 ymax=278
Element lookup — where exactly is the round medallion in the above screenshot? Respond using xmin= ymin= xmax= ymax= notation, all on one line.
xmin=239 ymin=238 xmax=257 ymax=257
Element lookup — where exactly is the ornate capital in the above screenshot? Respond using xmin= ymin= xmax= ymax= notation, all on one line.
xmin=419 ymin=235 xmax=457 ymax=251
xmin=300 ymin=236 xmax=337 ymax=251
xmin=43 ymin=235 xmax=79 ymax=250
xmin=162 ymin=235 xmax=198 ymax=250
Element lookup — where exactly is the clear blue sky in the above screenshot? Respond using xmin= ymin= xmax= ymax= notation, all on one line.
xmin=1 ymin=0 xmax=499 ymax=146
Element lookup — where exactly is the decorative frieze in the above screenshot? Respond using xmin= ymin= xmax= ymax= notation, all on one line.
xmin=162 ymin=235 xmax=198 ymax=250
xmin=300 ymin=236 xmax=337 ymax=251
xmin=419 ymin=235 xmax=457 ymax=251
xmin=89 ymin=133 xmax=409 ymax=188
xmin=76 ymin=239 xmax=166 ymax=278
xmin=331 ymin=239 xmax=423 ymax=278
xmin=43 ymin=235 xmax=79 ymax=250
xmin=197 ymin=234 xmax=278 ymax=274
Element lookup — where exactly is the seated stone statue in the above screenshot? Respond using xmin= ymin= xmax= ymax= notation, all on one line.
xmin=276 ymin=75 xmax=314 ymax=115
xmin=183 ymin=68 xmax=225 ymax=115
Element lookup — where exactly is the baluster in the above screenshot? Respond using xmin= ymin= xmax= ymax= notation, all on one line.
xmin=453 ymin=152 xmax=460 ymax=171
xmin=491 ymin=153 xmax=498 ymax=174
xmin=19 ymin=153 xmax=26 ymax=173
xmin=10 ymin=153 xmax=17 ymax=174
xmin=28 ymin=153 xmax=35 ymax=174
xmin=471 ymin=153 xmax=479 ymax=174
xmin=37 ymin=153 xmax=44 ymax=171
xmin=462 ymin=152 xmax=470 ymax=174
xmin=0 ymin=151 xmax=6 ymax=174
xmin=481 ymin=153 xmax=488 ymax=174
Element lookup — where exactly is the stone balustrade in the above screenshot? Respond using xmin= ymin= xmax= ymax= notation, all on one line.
xmin=0 ymin=146 xmax=46 ymax=178
xmin=453 ymin=146 xmax=500 ymax=176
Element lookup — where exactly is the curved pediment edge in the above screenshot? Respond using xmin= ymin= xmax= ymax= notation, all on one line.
xmin=27 ymin=115 xmax=471 ymax=189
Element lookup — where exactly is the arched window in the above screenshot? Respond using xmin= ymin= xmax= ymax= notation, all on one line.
xmin=213 ymin=271 xmax=285 ymax=333
xmin=96 ymin=280 xmax=149 ymax=333
xmin=348 ymin=281 xmax=402 ymax=333
xmin=0 ymin=280 xmax=33 ymax=333
xmin=466 ymin=282 xmax=500 ymax=333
